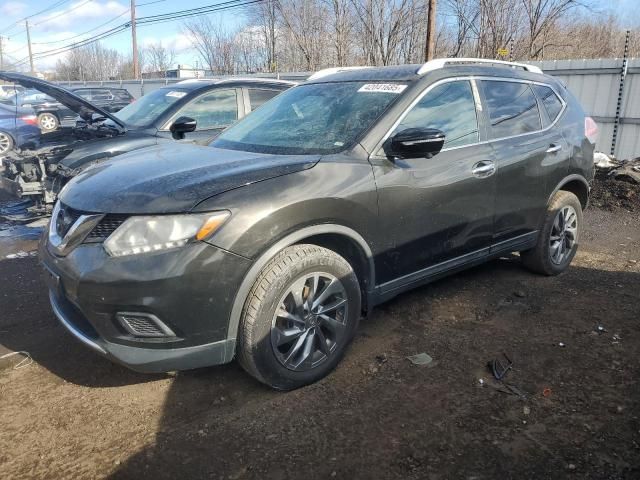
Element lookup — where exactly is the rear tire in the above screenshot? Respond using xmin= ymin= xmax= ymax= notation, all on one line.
xmin=521 ymin=190 xmax=582 ymax=275
xmin=237 ymin=244 xmax=361 ymax=390
xmin=38 ymin=113 xmax=59 ymax=132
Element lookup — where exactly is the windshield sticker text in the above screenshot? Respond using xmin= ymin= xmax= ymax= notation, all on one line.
xmin=358 ymin=84 xmax=407 ymax=94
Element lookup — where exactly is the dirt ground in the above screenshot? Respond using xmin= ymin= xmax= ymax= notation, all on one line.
xmin=1 ymin=195 xmax=639 ymax=479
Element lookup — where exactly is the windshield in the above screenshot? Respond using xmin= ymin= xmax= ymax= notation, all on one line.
xmin=212 ymin=82 xmax=405 ymax=155
xmin=115 ymin=88 xmax=188 ymax=127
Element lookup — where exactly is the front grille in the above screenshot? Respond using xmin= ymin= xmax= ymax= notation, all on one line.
xmin=56 ymin=204 xmax=83 ymax=238
xmin=85 ymin=214 xmax=129 ymax=241
xmin=117 ymin=312 xmax=175 ymax=338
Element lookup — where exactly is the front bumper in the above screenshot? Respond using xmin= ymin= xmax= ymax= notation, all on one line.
xmin=40 ymin=236 xmax=252 ymax=373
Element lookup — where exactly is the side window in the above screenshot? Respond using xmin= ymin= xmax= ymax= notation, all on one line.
xmin=394 ymin=80 xmax=479 ymax=148
xmin=91 ymin=89 xmax=113 ymax=101
xmin=482 ymin=80 xmax=541 ymax=138
xmin=175 ymin=89 xmax=238 ymax=130
xmin=74 ymin=90 xmax=92 ymax=100
xmin=248 ymin=89 xmax=280 ymax=111
xmin=531 ymin=84 xmax=563 ymax=125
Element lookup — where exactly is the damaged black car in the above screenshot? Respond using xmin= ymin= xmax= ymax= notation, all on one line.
xmin=0 ymin=72 xmax=294 ymax=214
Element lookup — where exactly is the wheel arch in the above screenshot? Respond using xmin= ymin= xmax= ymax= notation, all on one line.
xmin=225 ymin=224 xmax=375 ymax=344
xmin=550 ymin=174 xmax=590 ymax=210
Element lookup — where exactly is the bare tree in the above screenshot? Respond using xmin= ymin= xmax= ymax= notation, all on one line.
xmin=54 ymin=42 xmax=122 ymax=81
xmin=522 ymin=0 xmax=582 ymax=59
xmin=144 ymin=42 xmax=176 ymax=76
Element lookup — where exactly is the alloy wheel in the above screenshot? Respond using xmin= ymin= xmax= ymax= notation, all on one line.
xmin=549 ymin=205 xmax=578 ymax=265
xmin=39 ymin=114 xmax=57 ymax=131
xmin=0 ymin=132 xmax=11 ymax=154
xmin=271 ymin=272 xmax=349 ymax=372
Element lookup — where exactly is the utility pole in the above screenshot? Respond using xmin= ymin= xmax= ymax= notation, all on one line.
xmin=424 ymin=0 xmax=437 ymax=61
xmin=26 ymin=20 xmax=34 ymax=74
xmin=0 ymin=36 xmax=4 ymax=71
xmin=131 ymin=0 xmax=139 ymax=79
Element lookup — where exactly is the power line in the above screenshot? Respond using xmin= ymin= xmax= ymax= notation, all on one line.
xmin=32 ymin=10 xmax=130 ymax=45
xmin=0 ymin=0 xmax=72 ymax=35
xmin=32 ymin=0 xmax=95 ymax=27
xmin=11 ymin=0 xmax=263 ymax=67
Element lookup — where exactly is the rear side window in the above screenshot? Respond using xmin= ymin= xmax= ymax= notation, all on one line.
xmin=482 ymin=81 xmax=541 ymax=138
xmin=91 ymin=89 xmax=113 ymax=101
xmin=532 ymin=84 xmax=563 ymax=125
xmin=74 ymin=89 xmax=92 ymax=99
xmin=395 ymin=80 xmax=479 ymax=148
xmin=248 ymin=89 xmax=280 ymax=111
xmin=113 ymin=89 xmax=134 ymax=101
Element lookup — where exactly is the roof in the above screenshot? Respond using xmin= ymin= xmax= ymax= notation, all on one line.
xmin=306 ymin=58 xmax=545 ymax=84
xmin=169 ymin=77 xmax=296 ymax=91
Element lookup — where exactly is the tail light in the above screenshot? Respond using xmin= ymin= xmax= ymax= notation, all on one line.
xmin=585 ymin=117 xmax=598 ymax=144
xmin=20 ymin=115 xmax=38 ymax=125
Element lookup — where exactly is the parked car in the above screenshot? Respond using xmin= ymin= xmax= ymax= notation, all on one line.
xmin=0 ymin=72 xmax=294 ymax=211
xmin=0 ymin=87 xmax=134 ymax=132
xmin=40 ymin=59 xmax=595 ymax=390
xmin=0 ymin=84 xmax=25 ymax=99
xmin=0 ymin=103 xmax=40 ymax=155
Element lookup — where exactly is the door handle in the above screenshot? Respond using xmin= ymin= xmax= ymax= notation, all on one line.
xmin=546 ymin=143 xmax=562 ymax=153
xmin=471 ymin=160 xmax=495 ymax=178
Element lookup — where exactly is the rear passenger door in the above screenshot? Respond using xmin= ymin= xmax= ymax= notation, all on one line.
xmin=479 ymin=79 xmax=569 ymax=249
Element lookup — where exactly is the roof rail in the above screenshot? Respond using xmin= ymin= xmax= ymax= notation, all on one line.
xmin=417 ymin=58 xmax=543 ymax=75
xmin=307 ymin=66 xmax=373 ymax=81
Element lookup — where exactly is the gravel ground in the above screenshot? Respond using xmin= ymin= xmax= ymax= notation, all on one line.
xmin=0 ymin=203 xmax=639 ymax=479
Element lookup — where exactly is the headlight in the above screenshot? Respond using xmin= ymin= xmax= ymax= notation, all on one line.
xmin=104 ymin=212 xmax=229 ymax=257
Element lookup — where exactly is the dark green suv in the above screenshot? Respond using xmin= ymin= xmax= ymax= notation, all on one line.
xmin=40 ymin=59 xmax=596 ymax=390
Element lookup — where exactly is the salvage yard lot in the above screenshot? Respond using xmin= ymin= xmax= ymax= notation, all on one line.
xmin=1 ymin=205 xmax=639 ymax=479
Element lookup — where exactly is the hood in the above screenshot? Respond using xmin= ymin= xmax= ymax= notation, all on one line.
xmin=0 ymin=72 xmax=125 ymax=130
xmin=57 ymin=132 xmax=158 ymax=170
xmin=60 ymin=143 xmax=320 ymax=214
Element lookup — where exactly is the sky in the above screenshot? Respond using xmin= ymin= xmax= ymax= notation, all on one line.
xmin=0 ymin=0 xmax=246 ymax=72
xmin=0 ymin=0 xmax=638 ymax=73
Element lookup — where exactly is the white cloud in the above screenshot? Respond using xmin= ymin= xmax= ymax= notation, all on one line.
xmin=33 ymin=0 xmax=128 ymax=33
xmin=0 ymin=1 xmax=27 ymax=17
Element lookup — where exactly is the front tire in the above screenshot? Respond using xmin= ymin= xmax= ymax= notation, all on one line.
xmin=521 ymin=190 xmax=583 ymax=275
xmin=38 ymin=112 xmax=59 ymax=132
xmin=237 ymin=244 xmax=361 ymax=390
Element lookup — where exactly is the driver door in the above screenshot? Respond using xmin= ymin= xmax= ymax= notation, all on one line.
xmin=165 ymin=88 xmax=242 ymax=144
xmin=371 ymin=79 xmax=497 ymax=288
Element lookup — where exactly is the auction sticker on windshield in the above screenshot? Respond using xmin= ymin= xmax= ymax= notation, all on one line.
xmin=166 ymin=91 xmax=187 ymax=98
xmin=358 ymin=84 xmax=407 ymax=94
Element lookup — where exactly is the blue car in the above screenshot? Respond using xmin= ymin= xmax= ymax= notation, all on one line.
xmin=0 ymin=103 xmax=40 ymax=155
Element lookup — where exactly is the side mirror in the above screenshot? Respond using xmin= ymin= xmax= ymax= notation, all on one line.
xmin=170 ymin=116 xmax=197 ymax=139
xmin=387 ymin=128 xmax=445 ymax=159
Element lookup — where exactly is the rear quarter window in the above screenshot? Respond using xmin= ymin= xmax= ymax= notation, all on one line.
xmin=248 ymin=89 xmax=280 ymax=111
xmin=482 ymin=80 xmax=542 ymax=138
xmin=531 ymin=84 xmax=564 ymax=125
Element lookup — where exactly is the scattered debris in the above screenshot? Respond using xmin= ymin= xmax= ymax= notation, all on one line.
xmin=523 ymin=406 xmax=531 ymax=415
xmin=375 ymin=353 xmax=388 ymax=364
xmin=5 ymin=251 xmax=38 ymax=259
xmin=558 ymin=342 xmax=566 ymax=347
xmin=591 ymin=155 xmax=640 ymax=211
xmin=478 ymin=378 xmax=485 ymax=386
xmin=542 ymin=388 xmax=552 ymax=397
xmin=490 ymin=353 xmax=513 ymax=380
xmin=513 ymin=290 xmax=526 ymax=298
xmin=595 ymin=325 xmax=607 ymax=334
xmin=406 ymin=352 xmax=433 ymax=366
xmin=0 ymin=351 xmax=33 ymax=370
xmin=612 ymin=334 xmax=622 ymax=344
